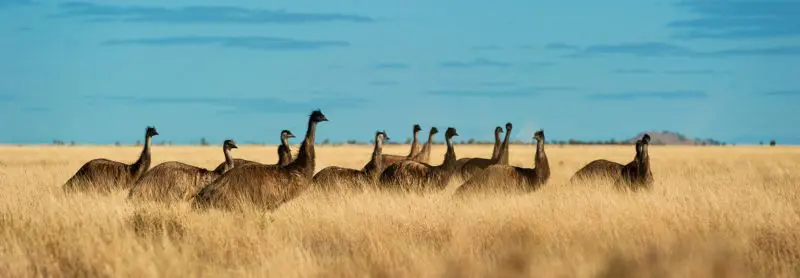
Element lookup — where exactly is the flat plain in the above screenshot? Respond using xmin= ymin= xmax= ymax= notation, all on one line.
xmin=1 ymin=144 xmax=799 ymax=277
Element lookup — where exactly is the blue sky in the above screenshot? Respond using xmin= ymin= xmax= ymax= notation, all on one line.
xmin=1 ymin=0 xmax=799 ymax=145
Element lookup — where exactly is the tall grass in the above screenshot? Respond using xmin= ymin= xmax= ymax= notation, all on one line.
xmin=1 ymin=144 xmax=798 ymax=277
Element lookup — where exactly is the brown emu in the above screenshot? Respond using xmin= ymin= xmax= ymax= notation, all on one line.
xmin=369 ymin=124 xmax=421 ymax=168
xmin=570 ymin=134 xmax=653 ymax=190
xmin=455 ymin=123 xmax=511 ymax=181
xmin=62 ymin=126 xmax=158 ymax=193
xmin=379 ymin=127 xmax=459 ymax=192
xmin=409 ymin=127 xmax=438 ymax=164
xmin=314 ymin=131 xmax=389 ymax=191
xmin=213 ymin=129 xmax=295 ymax=172
xmin=454 ymin=130 xmax=550 ymax=196
xmin=192 ymin=110 xmax=328 ymax=210
xmin=127 ymin=139 xmax=238 ymax=203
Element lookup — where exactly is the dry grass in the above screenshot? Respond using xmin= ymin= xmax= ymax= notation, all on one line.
xmin=1 ymin=143 xmax=799 ymax=277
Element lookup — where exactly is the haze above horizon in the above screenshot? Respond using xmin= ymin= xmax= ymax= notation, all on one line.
xmin=2 ymin=0 xmax=799 ymax=144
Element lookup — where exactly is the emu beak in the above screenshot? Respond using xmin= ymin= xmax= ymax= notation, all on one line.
xmin=288 ymin=133 xmax=296 ymax=138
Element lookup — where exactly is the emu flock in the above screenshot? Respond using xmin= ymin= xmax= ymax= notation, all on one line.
xmin=62 ymin=109 xmax=654 ymax=211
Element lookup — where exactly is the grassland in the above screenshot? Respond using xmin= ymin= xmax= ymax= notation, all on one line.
xmin=1 ymin=144 xmax=799 ymax=277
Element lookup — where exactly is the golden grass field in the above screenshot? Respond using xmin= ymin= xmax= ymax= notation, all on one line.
xmin=1 ymin=143 xmax=799 ymax=277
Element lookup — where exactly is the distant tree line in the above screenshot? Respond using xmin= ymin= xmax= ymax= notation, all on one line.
xmin=48 ymin=136 xmax=780 ymax=147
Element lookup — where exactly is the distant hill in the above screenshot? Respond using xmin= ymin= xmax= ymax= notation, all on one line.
xmin=626 ymin=131 xmax=724 ymax=146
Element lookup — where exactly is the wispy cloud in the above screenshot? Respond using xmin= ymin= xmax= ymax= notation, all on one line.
xmin=440 ymin=58 xmax=512 ymax=69
xmin=0 ymin=0 xmax=35 ymax=8
xmin=25 ymin=107 xmax=51 ymax=113
xmin=662 ymin=69 xmax=727 ymax=75
xmin=614 ymin=69 xmax=726 ymax=75
xmin=764 ymin=90 xmax=800 ymax=97
xmin=557 ymin=42 xmax=800 ymax=58
xmin=582 ymin=42 xmax=694 ymax=57
xmin=669 ymin=1 xmax=800 ymax=40
xmin=545 ymin=42 xmax=580 ymax=51
xmin=89 ymin=95 xmax=368 ymax=114
xmin=479 ymin=81 xmax=517 ymax=87
xmin=472 ymin=45 xmax=503 ymax=51
xmin=587 ymin=91 xmax=708 ymax=101
xmin=427 ymin=86 xmax=576 ymax=98
xmin=0 ymin=94 xmax=20 ymax=102
xmin=53 ymin=2 xmax=375 ymax=24
xmin=369 ymin=80 xmax=398 ymax=86
xmin=521 ymin=61 xmax=556 ymax=70
xmin=102 ymin=36 xmax=349 ymax=51
xmin=614 ymin=69 xmax=655 ymax=74
xmin=428 ymin=89 xmax=536 ymax=98
xmin=373 ymin=62 xmax=409 ymax=70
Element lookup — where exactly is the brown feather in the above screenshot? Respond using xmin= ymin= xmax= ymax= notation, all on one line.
xmin=191 ymin=110 xmax=327 ymax=211
xmin=570 ymin=134 xmax=653 ymax=191
xmin=315 ymin=131 xmax=387 ymax=192
xmin=455 ymin=124 xmax=510 ymax=181
xmin=454 ymin=130 xmax=549 ymax=196
xmin=128 ymin=162 xmax=222 ymax=202
xmin=129 ymin=140 xmax=237 ymax=203
xmin=62 ymin=127 xmax=158 ymax=194
xmin=379 ymin=127 xmax=458 ymax=193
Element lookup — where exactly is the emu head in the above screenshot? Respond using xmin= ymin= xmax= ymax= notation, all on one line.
xmin=413 ymin=124 xmax=422 ymax=133
xmin=376 ymin=130 xmax=389 ymax=143
xmin=146 ymin=126 xmax=159 ymax=137
xmin=494 ymin=126 xmax=504 ymax=135
xmin=310 ymin=109 xmax=328 ymax=123
xmin=505 ymin=122 xmax=513 ymax=132
xmin=430 ymin=127 xmax=439 ymax=135
xmin=445 ymin=127 xmax=459 ymax=139
xmin=223 ymin=139 xmax=238 ymax=150
xmin=534 ymin=129 xmax=545 ymax=142
xmin=281 ymin=129 xmax=296 ymax=139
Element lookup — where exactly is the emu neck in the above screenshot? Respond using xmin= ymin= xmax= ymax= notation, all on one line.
xmin=407 ymin=130 xmax=420 ymax=158
xmin=490 ymin=131 xmax=502 ymax=160
xmin=220 ymin=147 xmax=234 ymax=174
xmin=414 ymin=132 xmax=434 ymax=161
xmin=278 ymin=136 xmax=291 ymax=166
xmin=366 ymin=138 xmax=384 ymax=178
xmin=281 ymin=136 xmax=289 ymax=149
xmin=638 ymin=146 xmax=652 ymax=182
xmin=496 ymin=129 xmax=512 ymax=164
xmin=633 ymin=144 xmax=642 ymax=164
xmin=289 ymin=119 xmax=317 ymax=178
xmin=130 ymin=135 xmax=152 ymax=180
xmin=442 ymin=136 xmax=457 ymax=168
xmin=535 ymin=138 xmax=550 ymax=181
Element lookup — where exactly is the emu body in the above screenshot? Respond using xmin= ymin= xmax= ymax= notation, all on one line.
xmin=372 ymin=124 xmax=424 ymax=169
xmin=62 ymin=126 xmax=158 ymax=194
xmin=314 ymin=131 xmax=388 ymax=191
xmin=128 ymin=140 xmax=237 ymax=203
xmin=454 ymin=130 xmax=549 ymax=196
xmin=212 ymin=130 xmax=295 ymax=172
xmin=455 ymin=124 xmax=511 ymax=181
xmin=192 ymin=111 xmax=327 ymax=211
xmin=570 ymin=134 xmax=653 ymax=190
xmin=379 ymin=127 xmax=458 ymax=193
